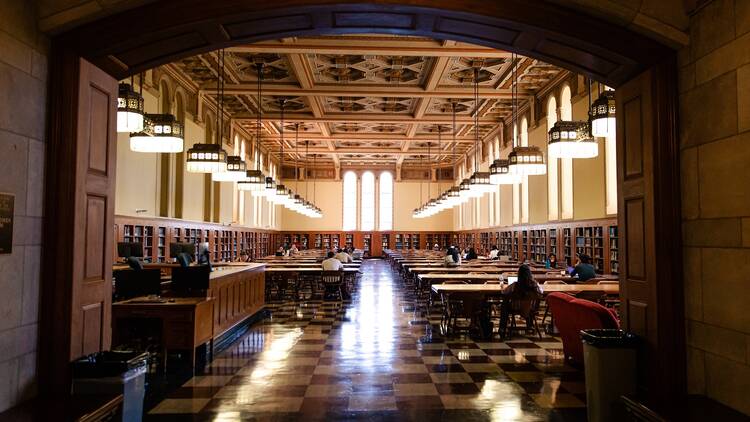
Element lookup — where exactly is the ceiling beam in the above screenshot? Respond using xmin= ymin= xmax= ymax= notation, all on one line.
xmin=267 ymin=147 xmax=463 ymax=155
xmin=234 ymin=113 xmax=501 ymax=124
xmin=199 ymin=84 xmax=531 ymax=98
xmin=227 ymin=42 xmax=512 ymax=58
xmin=249 ymin=132 xmax=479 ymax=144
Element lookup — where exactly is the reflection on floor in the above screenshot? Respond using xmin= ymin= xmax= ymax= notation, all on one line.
xmin=146 ymin=259 xmax=587 ymax=421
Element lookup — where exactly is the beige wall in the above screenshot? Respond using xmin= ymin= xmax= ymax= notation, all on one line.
xmin=0 ymin=0 xmax=46 ymax=411
xmin=679 ymin=0 xmax=750 ymax=415
xmin=279 ymin=178 xmax=454 ymax=231
xmin=454 ymin=91 xmax=611 ymax=231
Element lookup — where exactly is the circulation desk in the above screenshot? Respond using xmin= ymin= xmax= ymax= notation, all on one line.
xmin=112 ymin=263 xmax=266 ymax=369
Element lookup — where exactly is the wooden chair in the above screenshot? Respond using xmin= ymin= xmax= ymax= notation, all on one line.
xmin=278 ymin=272 xmax=299 ymax=301
xmin=321 ymin=271 xmax=344 ymax=301
xmin=499 ymin=293 xmax=543 ymax=340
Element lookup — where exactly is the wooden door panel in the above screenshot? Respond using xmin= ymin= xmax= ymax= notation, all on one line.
xmin=616 ymin=58 xmax=685 ymax=405
xmin=70 ymin=58 xmax=117 ymax=359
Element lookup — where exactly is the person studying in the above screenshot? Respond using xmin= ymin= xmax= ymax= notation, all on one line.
xmin=569 ymin=253 xmax=596 ymax=282
xmin=488 ymin=245 xmax=500 ymax=260
xmin=322 ymin=251 xmax=344 ymax=271
xmin=334 ymin=248 xmax=353 ymax=263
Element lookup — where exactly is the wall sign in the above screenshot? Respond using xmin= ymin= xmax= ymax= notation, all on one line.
xmin=0 ymin=193 xmax=13 ymax=254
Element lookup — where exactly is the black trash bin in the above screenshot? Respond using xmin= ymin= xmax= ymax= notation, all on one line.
xmin=580 ymin=329 xmax=638 ymax=422
xmin=71 ymin=351 xmax=149 ymax=422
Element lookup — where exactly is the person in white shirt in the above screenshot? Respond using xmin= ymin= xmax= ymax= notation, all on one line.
xmin=322 ymin=251 xmax=343 ymax=271
xmin=488 ymin=245 xmax=500 ymax=260
xmin=334 ymin=248 xmax=353 ymax=263
xmin=289 ymin=244 xmax=299 ymax=255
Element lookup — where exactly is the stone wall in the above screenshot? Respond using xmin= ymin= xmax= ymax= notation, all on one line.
xmin=679 ymin=0 xmax=750 ymax=415
xmin=0 ymin=0 xmax=47 ymax=413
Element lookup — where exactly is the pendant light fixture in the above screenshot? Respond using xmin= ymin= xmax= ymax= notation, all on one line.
xmin=240 ymin=62 xmax=267 ymax=192
xmin=489 ymin=157 xmax=521 ymax=185
xmin=286 ymin=123 xmax=306 ymax=213
xmin=187 ymin=50 xmax=228 ymax=174
xmin=272 ymin=98 xmax=292 ymax=205
xmin=310 ymin=146 xmax=322 ymax=218
xmin=445 ymin=103 xmax=462 ymax=207
xmin=548 ymin=77 xmax=598 ymax=159
xmin=433 ymin=126 xmax=448 ymax=212
xmin=129 ymin=113 xmax=184 ymax=153
xmin=413 ymin=148 xmax=426 ymax=218
xmin=212 ymin=51 xmax=248 ymax=182
xmin=117 ymin=75 xmax=145 ymax=133
xmin=508 ymin=52 xmax=546 ymax=176
xmin=590 ymin=86 xmax=616 ymax=137
xmin=466 ymin=66 xmax=493 ymax=196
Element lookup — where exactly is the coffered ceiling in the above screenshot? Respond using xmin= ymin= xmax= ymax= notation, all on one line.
xmin=166 ymin=35 xmax=566 ymax=169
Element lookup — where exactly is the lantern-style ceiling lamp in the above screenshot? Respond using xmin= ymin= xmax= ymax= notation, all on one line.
xmin=186 ymin=143 xmax=227 ymax=173
xmin=547 ymin=120 xmax=598 ymax=159
xmin=466 ymin=66 xmax=493 ymax=197
xmin=445 ymin=186 xmax=462 ymax=207
xmin=506 ymin=52 xmax=546 ymax=176
xmin=212 ymin=155 xmax=249 ymax=182
xmin=117 ymin=79 xmax=145 ymax=133
xmin=240 ymin=62 xmax=268 ymax=192
xmin=187 ymin=50 xmax=228 ymax=174
xmin=489 ymin=158 xmax=521 ymax=185
xmin=590 ymin=88 xmax=616 ymax=137
xmin=508 ymin=146 xmax=546 ymax=175
xmin=129 ymin=113 xmax=184 ymax=153
xmin=270 ymin=99 xmax=293 ymax=206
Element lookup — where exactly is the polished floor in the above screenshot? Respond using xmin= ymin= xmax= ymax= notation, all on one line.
xmin=146 ymin=260 xmax=587 ymax=421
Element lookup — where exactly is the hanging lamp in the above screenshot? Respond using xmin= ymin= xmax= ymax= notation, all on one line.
xmin=240 ymin=62 xmax=267 ymax=192
xmin=187 ymin=51 xmax=228 ymax=174
xmin=591 ymin=88 xmax=616 ymax=137
xmin=310 ymin=147 xmax=322 ymax=218
xmin=272 ymin=99 xmax=292 ymax=205
xmin=286 ymin=123 xmax=306 ymax=213
xmin=548 ymin=77 xmax=598 ymax=159
xmin=212 ymin=51 xmax=248 ymax=182
xmin=129 ymin=113 xmax=184 ymax=153
xmin=489 ymin=157 xmax=521 ymax=184
xmin=443 ymin=103 xmax=462 ymax=207
xmin=117 ymin=76 xmax=145 ymax=133
xmin=507 ymin=52 xmax=546 ymax=176
xmin=466 ymin=66 xmax=493 ymax=196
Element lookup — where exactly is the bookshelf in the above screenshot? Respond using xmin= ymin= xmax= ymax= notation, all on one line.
xmin=609 ymin=225 xmax=619 ymax=274
xmin=381 ymin=233 xmax=390 ymax=250
xmin=363 ymin=234 xmax=371 ymax=256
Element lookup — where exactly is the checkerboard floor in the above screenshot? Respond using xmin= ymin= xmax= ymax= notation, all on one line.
xmin=145 ymin=260 xmax=587 ymax=421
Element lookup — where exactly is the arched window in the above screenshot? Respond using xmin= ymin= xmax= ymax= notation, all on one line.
xmin=342 ymin=171 xmax=357 ymax=231
xmin=360 ymin=171 xmax=375 ymax=231
xmin=560 ymin=84 xmax=573 ymax=219
xmin=379 ymin=172 xmax=393 ymax=230
xmin=547 ymin=95 xmax=559 ymax=220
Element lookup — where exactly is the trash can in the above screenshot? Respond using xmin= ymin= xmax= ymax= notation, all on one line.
xmin=581 ymin=329 xmax=638 ymax=422
xmin=72 ymin=351 xmax=149 ymax=422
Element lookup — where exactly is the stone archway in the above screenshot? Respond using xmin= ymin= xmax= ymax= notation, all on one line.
xmin=40 ymin=0 xmax=684 ymax=412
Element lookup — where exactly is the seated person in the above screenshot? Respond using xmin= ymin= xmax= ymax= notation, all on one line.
xmin=433 ymin=243 xmax=440 ymax=251
xmin=569 ymin=253 xmax=596 ymax=282
xmin=488 ymin=245 xmax=500 ymax=260
xmin=444 ymin=247 xmax=461 ymax=267
xmin=322 ymin=251 xmax=343 ymax=271
xmin=275 ymin=246 xmax=285 ymax=257
xmin=545 ymin=253 xmax=558 ymax=269
xmin=289 ymin=243 xmax=299 ymax=256
xmin=502 ymin=264 xmax=544 ymax=296
xmin=334 ymin=248 xmax=353 ymax=263
xmin=465 ymin=247 xmax=478 ymax=260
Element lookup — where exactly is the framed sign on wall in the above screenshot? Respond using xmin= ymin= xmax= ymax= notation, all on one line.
xmin=0 ymin=193 xmax=13 ymax=254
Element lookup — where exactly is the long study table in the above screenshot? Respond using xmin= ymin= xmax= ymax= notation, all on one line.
xmin=431 ymin=282 xmax=619 ymax=295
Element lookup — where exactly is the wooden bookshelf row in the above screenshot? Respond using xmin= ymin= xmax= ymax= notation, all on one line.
xmin=279 ymin=231 xmax=453 ymax=257
xmin=453 ymin=218 xmax=619 ymax=274
xmin=116 ymin=215 xmax=280 ymax=263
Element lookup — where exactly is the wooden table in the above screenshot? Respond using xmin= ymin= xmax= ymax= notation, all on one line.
xmin=265 ymin=267 xmax=361 ymax=273
xmin=408 ymin=266 xmax=553 ymax=274
xmin=431 ymin=283 xmax=619 ymax=295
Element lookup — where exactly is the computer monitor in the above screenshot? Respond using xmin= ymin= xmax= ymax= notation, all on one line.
xmin=117 ymin=242 xmax=143 ymax=259
xmin=171 ymin=265 xmax=211 ymax=294
xmin=169 ymin=242 xmax=196 ymax=260
xmin=113 ymin=269 xmax=162 ymax=301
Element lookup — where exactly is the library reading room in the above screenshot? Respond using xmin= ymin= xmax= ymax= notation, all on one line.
xmin=0 ymin=1 xmax=749 ymax=421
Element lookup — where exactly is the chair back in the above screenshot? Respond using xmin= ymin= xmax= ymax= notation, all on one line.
xmin=321 ymin=271 xmax=343 ymax=285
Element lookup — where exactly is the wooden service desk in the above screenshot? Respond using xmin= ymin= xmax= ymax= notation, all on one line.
xmin=113 ymin=297 xmax=213 ymax=369
xmin=112 ymin=263 xmax=266 ymax=370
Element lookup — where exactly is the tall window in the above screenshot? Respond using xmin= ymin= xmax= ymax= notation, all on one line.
xmin=342 ymin=171 xmax=357 ymax=230
xmin=379 ymin=172 xmax=393 ymax=230
xmin=547 ymin=96 xmax=559 ymax=220
xmin=560 ymin=85 xmax=573 ymax=219
xmin=361 ymin=171 xmax=375 ymax=231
